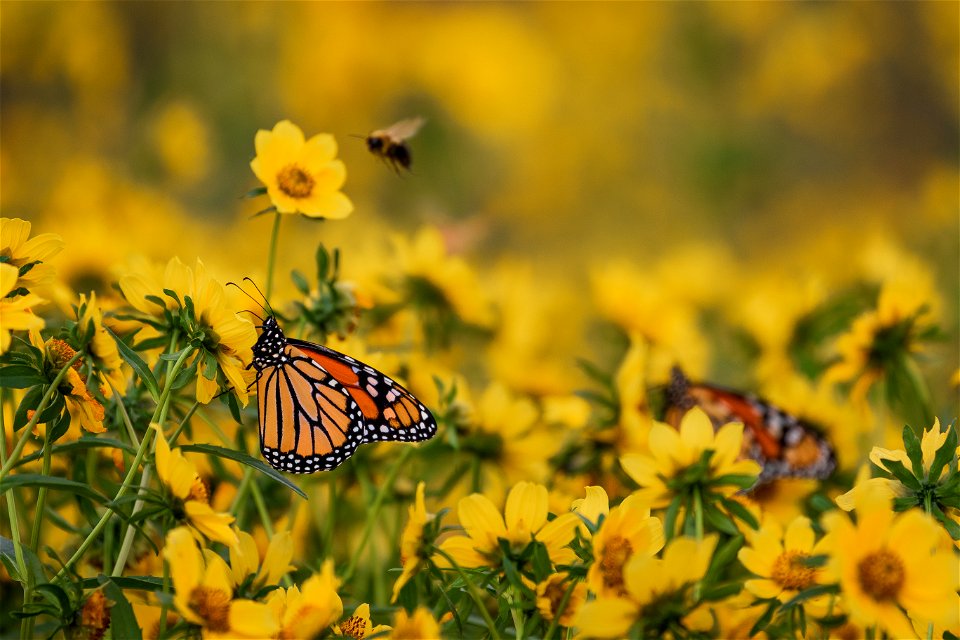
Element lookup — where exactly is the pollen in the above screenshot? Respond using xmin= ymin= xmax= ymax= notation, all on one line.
xmin=600 ymin=536 xmax=633 ymax=593
xmin=276 ymin=164 xmax=315 ymax=199
xmin=79 ymin=590 xmax=111 ymax=640
xmin=857 ymin=549 xmax=905 ymax=602
xmin=771 ymin=550 xmax=817 ymax=591
xmin=48 ymin=338 xmax=82 ymax=370
xmin=338 ymin=615 xmax=366 ymax=639
xmin=188 ymin=586 xmax=231 ymax=632
xmin=188 ymin=476 xmax=210 ymax=503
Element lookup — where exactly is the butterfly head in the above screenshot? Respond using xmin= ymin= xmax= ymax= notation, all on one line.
xmin=252 ymin=316 xmax=287 ymax=370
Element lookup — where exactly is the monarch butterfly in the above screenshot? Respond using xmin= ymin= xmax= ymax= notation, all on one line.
xmin=250 ymin=315 xmax=437 ymax=473
xmin=665 ymin=367 xmax=835 ymax=482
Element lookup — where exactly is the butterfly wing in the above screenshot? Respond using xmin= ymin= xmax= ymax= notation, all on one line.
xmin=287 ymin=338 xmax=437 ymax=445
xmin=666 ymin=367 xmax=835 ymax=482
xmin=257 ymin=344 xmax=366 ymax=473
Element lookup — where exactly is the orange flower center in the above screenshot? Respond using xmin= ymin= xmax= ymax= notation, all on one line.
xmin=338 ymin=615 xmax=366 ymax=639
xmin=188 ymin=586 xmax=231 ymax=632
xmin=188 ymin=476 xmax=210 ymax=503
xmin=857 ymin=549 xmax=905 ymax=602
xmin=48 ymin=338 xmax=82 ymax=370
xmin=79 ymin=590 xmax=111 ymax=640
xmin=771 ymin=550 xmax=817 ymax=591
xmin=599 ymin=536 xmax=633 ymax=593
xmin=277 ymin=164 xmax=314 ymax=199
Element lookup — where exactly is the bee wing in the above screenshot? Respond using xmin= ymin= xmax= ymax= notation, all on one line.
xmin=382 ymin=116 xmax=426 ymax=142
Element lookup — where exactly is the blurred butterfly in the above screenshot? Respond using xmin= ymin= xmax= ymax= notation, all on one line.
xmin=250 ymin=314 xmax=437 ymax=473
xmin=664 ymin=367 xmax=835 ymax=482
xmin=363 ymin=116 xmax=425 ymax=173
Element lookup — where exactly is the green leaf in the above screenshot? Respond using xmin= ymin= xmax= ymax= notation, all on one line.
xmin=749 ymin=599 xmax=778 ymax=636
xmin=34 ymin=583 xmax=72 ymax=617
xmin=881 ymin=458 xmax=922 ymax=492
xmin=13 ymin=385 xmax=43 ymax=431
xmin=242 ymin=186 xmax=268 ymax=199
xmin=663 ymin=494 xmax=682 ymax=540
xmin=709 ymin=473 xmax=760 ymax=490
xmin=721 ymin=497 xmax=759 ymax=530
xmin=99 ymin=577 xmax=143 ymax=640
xmin=927 ymin=425 xmax=958 ymax=486
xmin=0 ymin=364 xmax=47 ymax=389
xmin=36 ymin=392 xmax=66 ymax=425
xmin=47 ymin=408 xmax=72 ymax=444
xmin=220 ymin=392 xmax=244 ymax=424
xmin=291 ymin=269 xmax=310 ymax=296
xmin=250 ymin=205 xmax=277 ymax=219
xmin=78 ymin=575 xmax=165 ymax=591
xmin=170 ymin=361 xmax=198 ymax=390
xmin=780 ymin=584 xmax=840 ymax=611
xmin=0 ymin=474 xmax=112 ymax=507
xmin=930 ymin=503 xmax=960 ymax=540
xmin=0 ymin=535 xmax=48 ymax=586
xmin=704 ymin=533 xmax=743 ymax=582
xmin=702 ymin=500 xmax=739 ymax=536
xmin=179 ymin=444 xmax=308 ymax=500
xmin=901 ymin=425 xmax=924 ymax=479
xmin=108 ymin=328 xmax=160 ymax=403
xmin=699 ymin=581 xmax=744 ymax=602
xmin=13 ymin=437 xmax=136 ymax=469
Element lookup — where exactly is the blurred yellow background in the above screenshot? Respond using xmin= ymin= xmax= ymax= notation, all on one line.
xmin=2 ymin=2 xmax=957 ymax=408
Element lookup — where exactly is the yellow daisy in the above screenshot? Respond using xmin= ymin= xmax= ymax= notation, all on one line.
xmin=391 ymin=481 xmax=434 ymax=602
xmin=250 ymin=119 xmax=352 ymax=218
xmin=154 ymin=424 xmax=237 ymax=545
xmin=820 ymin=484 xmax=959 ymax=638
xmin=388 ymin=607 xmax=441 ymax=640
xmin=0 ymin=217 xmax=64 ymax=292
xmin=738 ymin=515 xmax=825 ymax=604
xmin=334 ymin=603 xmax=391 ymax=639
xmin=258 ymin=560 xmax=344 ymax=640
xmin=229 ymin=529 xmax=294 ymax=591
xmin=0 ymin=262 xmax=45 ymax=353
xmin=535 ymin=573 xmax=587 ymax=628
xmin=76 ymin=291 xmax=127 ymax=397
xmin=437 ymin=481 xmax=579 ymax=569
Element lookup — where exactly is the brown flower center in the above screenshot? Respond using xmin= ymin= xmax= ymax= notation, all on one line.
xmin=188 ymin=586 xmax=231 ymax=632
xmin=48 ymin=338 xmax=82 ymax=370
xmin=338 ymin=615 xmax=366 ymax=639
xmin=79 ymin=590 xmax=111 ymax=640
xmin=276 ymin=164 xmax=315 ymax=199
xmin=857 ymin=549 xmax=905 ymax=602
xmin=771 ymin=550 xmax=817 ymax=591
xmin=188 ymin=476 xmax=210 ymax=503
xmin=600 ymin=536 xmax=633 ymax=593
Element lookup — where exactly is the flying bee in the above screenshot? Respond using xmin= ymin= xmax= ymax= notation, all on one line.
xmin=364 ymin=116 xmax=425 ymax=173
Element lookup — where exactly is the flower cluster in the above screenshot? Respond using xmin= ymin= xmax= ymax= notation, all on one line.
xmin=1 ymin=98 xmax=956 ymax=640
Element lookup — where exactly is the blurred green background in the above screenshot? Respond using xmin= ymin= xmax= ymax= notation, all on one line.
xmin=2 ymin=2 xmax=957 ymax=395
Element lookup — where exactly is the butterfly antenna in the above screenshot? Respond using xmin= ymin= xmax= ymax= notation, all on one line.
xmin=242 ymin=277 xmax=276 ymax=317
xmin=227 ymin=281 xmax=268 ymax=319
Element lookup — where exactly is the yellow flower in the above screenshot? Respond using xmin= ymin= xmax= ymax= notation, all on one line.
xmin=63 ymin=367 xmax=106 ymax=434
xmin=0 ymin=262 xmax=45 ymax=353
xmin=259 ymin=559 xmax=344 ymax=640
xmin=76 ymin=291 xmax=127 ymax=397
xmin=438 ymin=481 xmax=579 ymax=569
xmin=131 ymin=601 xmax=179 ymax=640
xmin=334 ymin=603 xmax=391 ymax=639
xmin=0 ymin=217 xmax=65 ymax=291
xmin=738 ymin=516 xmax=825 ymax=604
xmin=392 ymin=481 xmax=434 ymax=602
xmin=119 ymin=257 xmax=257 ymax=407
xmin=393 ymin=226 xmax=493 ymax=328
xmin=820 ymin=485 xmax=959 ymax=638
xmin=571 ymin=485 xmax=610 ymax=538
xmin=388 ymin=607 xmax=441 ymax=640
xmin=154 ymin=425 xmax=237 ymax=545
xmin=164 ymin=527 xmax=275 ymax=639
xmin=620 ymin=407 xmax=762 ymax=509
xmin=586 ymin=492 xmax=665 ymax=598
xmin=574 ymin=535 xmax=718 ymax=638
xmin=535 ymin=573 xmax=587 ymax=628
xmin=229 ymin=529 xmax=294 ymax=591
xmin=250 ymin=119 xmax=352 ymax=218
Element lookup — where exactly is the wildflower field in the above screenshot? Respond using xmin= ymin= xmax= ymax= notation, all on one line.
xmin=2 ymin=3 xmax=959 ymax=639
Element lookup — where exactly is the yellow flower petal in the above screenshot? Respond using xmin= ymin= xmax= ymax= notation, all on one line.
xmin=458 ymin=493 xmax=506 ymax=553
xmin=229 ymin=599 xmax=281 ymax=639
xmin=783 ymin=516 xmax=815 ymax=552
xmin=745 ymin=578 xmax=783 ymax=600
xmin=185 ymin=500 xmax=238 ymax=546
xmin=573 ymin=598 xmax=637 ymax=638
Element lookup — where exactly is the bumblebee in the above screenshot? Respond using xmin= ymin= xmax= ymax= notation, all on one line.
xmin=365 ymin=117 xmax=425 ymax=172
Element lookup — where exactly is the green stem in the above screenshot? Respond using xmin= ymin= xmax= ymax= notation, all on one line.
xmin=54 ymin=346 xmax=195 ymax=582
xmin=341 ymin=446 xmax=414 ymax=583
xmin=265 ymin=211 xmax=282 ymax=301
xmin=542 ymin=579 xmax=577 ymax=640
xmin=510 ymin=586 xmax=525 ymax=639
xmin=433 ymin=547 xmax=500 ymax=640
xmin=0 ymin=351 xmax=83 ymax=480
xmin=167 ymin=400 xmax=201 ymax=447
xmin=28 ymin=425 xmax=53 ymax=553
xmin=230 ymin=468 xmax=254 ymax=516
xmin=693 ymin=486 xmax=704 ymax=541
xmin=1 ymin=391 xmax=32 ymax=640
xmin=108 ymin=378 xmax=140 ymax=449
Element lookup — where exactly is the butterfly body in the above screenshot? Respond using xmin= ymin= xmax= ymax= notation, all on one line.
xmin=665 ymin=367 xmax=835 ymax=482
xmin=252 ymin=316 xmax=436 ymax=473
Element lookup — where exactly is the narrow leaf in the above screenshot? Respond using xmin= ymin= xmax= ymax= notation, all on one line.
xmin=179 ymin=444 xmax=307 ymax=499
xmin=107 ymin=328 xmax=160 ymax=402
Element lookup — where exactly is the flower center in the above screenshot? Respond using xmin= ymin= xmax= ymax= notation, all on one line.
xmin=857 ymin=549 xmax=905 ymax=602
xmin=188 ymin=586 xmax=231 ymax=632
xmin=79 ymin=590 xmax=111 ymax=640
xmin=276 ymin=164 xmax=315 ymax=199
xmin=771 ymin=550 xmax=817 ymax=591
xmin=600 ymin=536 xmax=633 ymax=593
xmin=188 ymin=476 xmax=210 ymax=503
xmin=48 ymin=339 xmax=82 ymax=370
xmin=338 ymin=615 xmax=366 ymax=639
